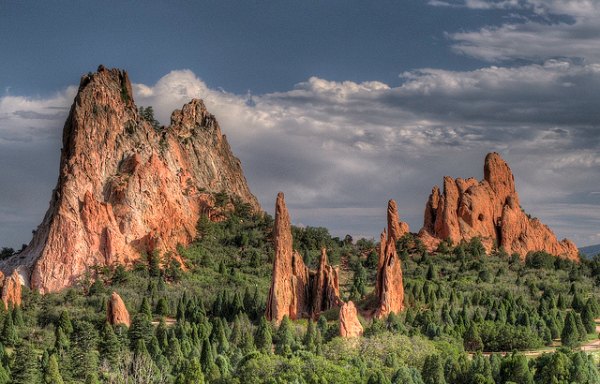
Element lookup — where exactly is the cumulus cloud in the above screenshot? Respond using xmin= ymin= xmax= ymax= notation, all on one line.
xmin=442 ymin=0 xmax=600 ymax=63
xmin=1 ymin=57 xmax=599 ymax=248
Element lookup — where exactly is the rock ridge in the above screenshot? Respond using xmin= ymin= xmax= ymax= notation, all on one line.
xmin=418 ymin=152 xmax=578 ymax=261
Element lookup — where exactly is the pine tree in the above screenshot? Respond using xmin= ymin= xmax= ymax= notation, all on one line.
xmin=463 ymin=323 xmax=483 ymax=352
xmin=44 ymin=354 xmax=64 ymax=384
xmin=11 ymin=341 xmax=40 ymax=384
xmin=139 ymin=297 xmax=152 ymax=319
xmin=0 ymin=312 xmax=18 ymax=346
xmin=368 ymin=369 xmax=392 ymax=384
xmin=304 ymin=319 xmax=316 ymax=353
xmin=275 ymin=315 xmax=293 ymax=356
xmin=422 ymin=354 xmax=446 ymax=384
xmin=255 ymin=316 xmax=272 ymax=354
xmin=581 ymin=301 xmax=596 ymax=334
xmin=156 ymin=297 xmax=169 ymax=316
xmin=181 ymin=357 xmax=205 ymax=384
xmin=57 ymin=311 xmax=73 ymax=335
xmin=129 ymin=312 xmax=153 ymax=350
xmin=561 ymin=312 xmax=580 ymax=347
xmin=200 ymin=338 xmax=220 ymax=381
xmin=99 ymin=322 xmax=120 ymax=367
xmin=71 ymin=320 xmax=99 ymax=382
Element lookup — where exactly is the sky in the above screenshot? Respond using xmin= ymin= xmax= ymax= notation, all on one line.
xmin=1 ymin=0 xmax=600 ymax=249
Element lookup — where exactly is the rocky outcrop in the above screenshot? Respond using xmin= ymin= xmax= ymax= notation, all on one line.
xmin=418 ymin=152 xmax=578 ymax=261
xmin=266 ymin=193 xmax=341 ymax=324
xmin=374 ymin=200 xmax=405 ymax=319
xmin=0 ymin=66 xmax=260 ymax=293
xmin=1 ymin=270 xmax=22 ymax=309
xmin=339 ymin=301 xmax=363 ymax=338
xmin=107 ymin=291 xmax=130 ymax=327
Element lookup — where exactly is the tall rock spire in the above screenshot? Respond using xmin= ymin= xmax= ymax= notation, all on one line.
xmin=0 ymin=66 xmax=260 ymax=293
xmin=266 ymin=193 xmax=341 ymax=324
xmin=375 ymin=199 xmax=405 ymax=318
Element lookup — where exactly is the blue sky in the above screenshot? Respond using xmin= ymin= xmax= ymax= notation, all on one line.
xmin=1 ymin=0 xmax=600 ymax=248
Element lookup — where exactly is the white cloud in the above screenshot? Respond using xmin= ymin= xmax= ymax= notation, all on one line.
xmin=1 ymin=58 xmax=600 ymax=247
xmin=444 ymin=0 xmax=600 ymax=63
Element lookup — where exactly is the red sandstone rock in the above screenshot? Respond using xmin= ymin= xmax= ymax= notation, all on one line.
xmin=266 ymin=192 xmax=295 ymax=324
xmin=0 ymin=66 xmax=260 ymax=293
xmin=107 ymin=291 xmax=130 ymax=327
xmin=1 ymin=270 xmax=22 ymax=309
xmin=266 ymin=193 xmax=341 ymax=324
xmin=418 ymin=152 xmax=578 ymax=261
xmin=375 ymin=200 xmax=405 ymax=319
xmin=339 ymin=301 xmax=363 ymax=338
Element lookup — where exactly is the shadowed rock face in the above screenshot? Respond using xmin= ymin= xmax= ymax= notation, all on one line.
xmin=374 ymin=199 xmax=406 ymax=319
xmin=266 ymin=193 xmax=341 ymax=324
xmin=339 ymin=301 xmax=363 ymax=338
xmin=107 ymin=291 xmax=130 ymax=327
xmin=418 ymin=152 xmax=578 ymax=261
xmin=0 ymin=66 xmax=260 ymax=293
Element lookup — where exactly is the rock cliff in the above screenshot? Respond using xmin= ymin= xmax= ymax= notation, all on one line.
xmin=374 ymin=199 xmax=406 ymax=318
xmin=107 ymin=291 xmax=131 ymax=327
xmin=418 ymin=152 xmax=578 ymax=261
xmin=0 ymin=66 xmax=260 ymax=293
xmin=266 ymin=193 xmax=341 ymax=324
xmin=1 ymin=271 xmax=22 ymax=309
xmin=339 ymin=301 xmax=363 ymax=338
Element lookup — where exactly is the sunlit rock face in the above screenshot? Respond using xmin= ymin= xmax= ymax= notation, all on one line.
xmin=418 ymin=152 xmax=578 ymax=261
xmin=0 ymin=66 xmax=260 ymax=293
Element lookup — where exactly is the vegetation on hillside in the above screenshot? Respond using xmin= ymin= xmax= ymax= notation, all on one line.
xmin=2 ymin=202 xmax=600 ymax=383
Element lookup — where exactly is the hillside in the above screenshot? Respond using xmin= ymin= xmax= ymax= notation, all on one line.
xmin=1 ymin=204 xmax=599 ymax=383
xmin=580 ymin=244 xmax=600 ymax=259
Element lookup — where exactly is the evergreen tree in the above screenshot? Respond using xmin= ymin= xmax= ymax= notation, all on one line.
xmin=422 ymin=354 xmax=446 ymax=384
xmin=129 ymin=312 xmax=153 ymax=350
xmin=70 ymin=320 xmax=99 ymax=382
xmin=182 ymin=357 xmax=205 ymax=384
xmin=200 ymin=338 xmax=220 ymax=381
xmin=156 ymin=297 xmax=169 ymax=316
xmin=255 ymin=316 xmax=272 ymax=354
xmin=139 ymin=297 xmax=152 ymax=319
xmin=304 ymin=319 xmax=317 ymax=353
xmin=11 ymin=341 xmax=40 ymax=384
xmin=275 ymin=315 xmax=293 ymax=356
xmin=581 ymin=301 xmax=596 ymax=334
xmin=500 ymin=352 xmax=533 ymax=384
xmin=0 ymin=312 xmax=18 ymax=346
xmin=368 ymin=369 xmax=391 ymax=384
xmin=561 ymin=311 xmax=580 ymax=347
xmin=57 ymin=311 xmax=73 ymax=335
xmin=98 ymin=322 xmax=120 ymax=367
xmin=44 ymin=354 xmax=64 ymax=384
xmin=463 ymin=323 xmax=483 ymax=352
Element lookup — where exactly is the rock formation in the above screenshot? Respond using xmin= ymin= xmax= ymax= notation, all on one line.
xmin=1 ymin=270 xmax=22 ymax=309
xmin=0 ymin=66 xmax=260 ymax=293
xmin=339 ymin=301 xmax=363 ymax=338
xmin=266 ymin=193 xmax=341 ymax=324
xmin=107 ymin=291 xmax=130 ymax=327
xmin=374 ymin=200 xmax=406 ymax=318
xmin=418 ymin=152 xmax=578 ymax=261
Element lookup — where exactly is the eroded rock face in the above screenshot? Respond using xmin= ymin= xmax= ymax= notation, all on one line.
xmin=266 ymin=193 xmax=341 ymax=323
xmin=1 ymin=270 xmax=22 ymax=309
xmin=418 ymin=152 xmax=578 ymax=261
xmin=375 ymin=199 xmax=405 ymax=319
xmin=107 ymin=291 xmax=130 ymax=327
xmin=0 ymin=66 xmax=260 ymax=293
xmin=339 ymin=301 xmax=363 ymax=338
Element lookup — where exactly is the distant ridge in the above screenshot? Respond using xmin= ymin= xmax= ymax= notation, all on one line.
xmin=579 ymin=244 xmax=600 ymax=259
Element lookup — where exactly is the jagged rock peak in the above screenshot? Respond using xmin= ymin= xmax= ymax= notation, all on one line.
xmin=387 ymin=199 xmax=409 ymax=242
xmin=339 ymin=301 xmax=363 ymax=338
xmin=418 ymin=152 xmax=578 ymax=261
xmin=266 ymin=194 xmax=341 ymax=324
xmin=374 ymin=200 xmax=405 ymax=319
xmin=107 ymin=292 xmax=131 ymax=327
xmin=0 ymin=66 xmax=261 ymax=293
